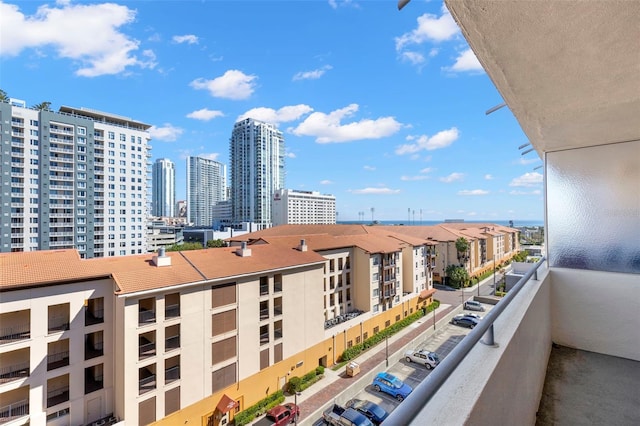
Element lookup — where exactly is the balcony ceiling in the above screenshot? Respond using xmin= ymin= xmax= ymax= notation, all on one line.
xmin=445 ymin=0 xmax=640 ymax=154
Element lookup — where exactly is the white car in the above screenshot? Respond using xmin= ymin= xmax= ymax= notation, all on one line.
xmin=404 ymin=349 xmax=440 ymax=369
xmin=454 ymin=313 xmax=483 ymax=321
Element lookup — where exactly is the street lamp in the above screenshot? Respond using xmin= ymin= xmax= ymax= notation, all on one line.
xmin=385 ymin=335 xmax=389 ymax=367
xmin=493 ymin=256 xmax=497 ymax=295
xmin=294 ymin=391 xmax=302 ymax=425
xmin=432 ymin=306 xmax=436 ymax=330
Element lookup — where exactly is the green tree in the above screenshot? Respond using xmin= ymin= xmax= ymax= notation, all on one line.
xmin=446 ymin=265 xmax=470 ymax=289
xmin=32 ymin=101 xmax=52 ymax=111
xmin=165 ymin=242 xmax=203 ymax=251
xmin=206 ymin=239 xmax=225 ymax=248
xmin=0 ymin=89 xmax=8 ymax=103
xmin=455 ymin=237 xmax=470 ymax=264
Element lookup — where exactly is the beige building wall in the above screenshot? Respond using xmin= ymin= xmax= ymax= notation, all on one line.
xmin=0 ymin=278 xmax=114 ymax=426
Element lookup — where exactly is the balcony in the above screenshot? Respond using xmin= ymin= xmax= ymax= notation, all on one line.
xmin=0 ymin=310 xmax=30 ymax=343
xmin=0 ymin=399 xmax=29 ymax=423
xmin=47 ymin=386 xmax=69 ymax=408
xmin=47 ymin=351 xmax=70 ymax=371
xmin=0 ymin=361 xmax=29 ymax=384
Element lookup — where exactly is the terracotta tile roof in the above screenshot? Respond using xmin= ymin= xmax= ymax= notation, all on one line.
xmin=83 ymin=251 xmax=206 ymax=295
xmin=179 ymin=244 xmax=326 ymax=282
xmin=1 ymin=245 xmax=326 ymax=295
xmin=0 ymin=249 xmax=106 ymax=290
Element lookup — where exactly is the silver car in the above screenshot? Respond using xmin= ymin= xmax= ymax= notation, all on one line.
xmin=404 ymin=349 xmax=440 ymax=369
xmin=464 ymin=300 xmax=485 ymax=312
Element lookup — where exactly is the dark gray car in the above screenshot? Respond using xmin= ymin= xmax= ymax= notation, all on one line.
xmin=451 ymin=316 xmax=479 ymax=328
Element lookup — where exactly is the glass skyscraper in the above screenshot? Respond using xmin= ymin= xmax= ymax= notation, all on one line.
xmin=152 ymin=158 xmax=175 ymax=217
xmin=229 ymin=118 xmax=285 ymax=230
xmin=186 ymin=156 xmax=227 ymax=227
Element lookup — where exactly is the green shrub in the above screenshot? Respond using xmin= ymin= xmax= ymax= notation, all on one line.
xmin=315 ymin=365 xmax=325 ymax=375
xmin=233 ymin=390 xmax=284 ymax=426
xmin=286 ymin=376 xmax=302 ymax=393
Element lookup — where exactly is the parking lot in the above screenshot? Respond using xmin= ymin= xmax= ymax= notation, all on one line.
xmin=310 ymin=301 xmax=495 ymax=424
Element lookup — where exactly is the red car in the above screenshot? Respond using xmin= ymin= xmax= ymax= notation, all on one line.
xmin=265 ymin=403 xmax=300 ymax=425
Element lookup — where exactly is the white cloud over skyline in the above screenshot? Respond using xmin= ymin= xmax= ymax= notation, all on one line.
xmin=395 ymin=128 xmax=459 ymax=154
xmin=190 ymin=70 xmax=257 ymax=100
xmin=149 ymin=124 xmax=184 ymax=141
xmin=186 ymin=108 xmax=224 ymax=121
xmin=293 ymin=65 xmax=333 ymax=81
xmin=290 ymin=104 xmax=402 ymax=143
xmin=238 ymin=105 xmax=313 ymax=125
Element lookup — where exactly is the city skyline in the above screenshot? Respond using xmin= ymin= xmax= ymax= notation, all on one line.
xmin=0 ymin=1 xmax=543 ymax=222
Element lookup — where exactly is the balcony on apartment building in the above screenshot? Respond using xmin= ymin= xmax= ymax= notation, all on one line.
xmin=0 ymin=310 xmax=30 ymax=343
xmin=0 ymin=348 xmax=29 ymax=384
xmin=0 ymin=387 xmax=29 ymax=424
xmin=386 ymin=1 xmax=640 ymax=425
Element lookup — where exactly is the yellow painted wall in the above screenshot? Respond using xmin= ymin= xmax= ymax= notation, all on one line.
xmin=153 ymin=295 xmax=431 ymax=426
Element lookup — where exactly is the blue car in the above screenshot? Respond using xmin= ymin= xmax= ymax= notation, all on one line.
xmin=371 ymin=372 xmax=413 ymax=401
xmin=345 ymin=399 xmax=389 ymax=425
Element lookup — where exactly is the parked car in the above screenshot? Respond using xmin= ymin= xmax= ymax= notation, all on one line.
xmin=265 ymin=403 xmax=299 ymax=426
xmin=451 ymin=315 xmax=479 ymax=329
xmin=323 ymin=404 xmax=374 ymax=426
xmin=464 ymin=300 xmax=485 ymax=312
xmin=371 ymin=372 xmax=413 ymax=401
xmin=453 ymin=313 xmax=483 ymax=321
xmin=345 ymin=399 xmax=389 ymax=425
xmin=404 ymin=349 xmax=440 ymax=370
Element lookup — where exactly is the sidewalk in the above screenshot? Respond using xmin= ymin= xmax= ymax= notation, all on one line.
xmin=259 ymin=304 xmax=456 ymax=424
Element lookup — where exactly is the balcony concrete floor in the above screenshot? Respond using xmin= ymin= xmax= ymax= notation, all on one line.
xmin=536 ymin=344 xmax=640 ymax=425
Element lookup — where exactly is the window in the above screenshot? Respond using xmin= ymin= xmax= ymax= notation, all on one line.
xmin=259 ymin=324 xmax=269 ymax=345
xmin=212 ymin=310 xmax=236 ymax=336
xmin=212 ymin=363 xmax=236 ymax=393
xmin=212 ymin=336 xmax=236 ymax=365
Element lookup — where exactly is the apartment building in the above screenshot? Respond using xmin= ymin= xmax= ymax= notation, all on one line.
xmin=230 ymin=118 xmax=285 ymax=230
xmin=151 ymin=159 xmax=175 ymax=218
xmin=0 ymin=99 xmax=151 ymax=258
xmin=271 ymin=189 xmax=336 ymax=226
xmin=0 ymin=225 xmax=438 ymax=426
xmin=186 ymin=156 xmax=227 ymax=227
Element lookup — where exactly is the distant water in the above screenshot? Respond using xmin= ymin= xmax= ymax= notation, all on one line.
xmin=338 ymin=220 xmax=544 ymax=228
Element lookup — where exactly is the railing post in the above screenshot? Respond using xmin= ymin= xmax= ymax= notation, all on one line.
xmin=481 ymin=324 xmax=495 ymax=346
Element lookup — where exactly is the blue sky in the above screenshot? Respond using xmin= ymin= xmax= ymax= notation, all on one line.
xmin=0 ymin=0 xmax=543 ymax=222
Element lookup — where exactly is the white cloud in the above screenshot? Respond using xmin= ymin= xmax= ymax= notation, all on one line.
xmin=190 ymin=70 xmax=257 ymax=100
xmin=484 ymin=174 xmax=494 ymax=180
xmin=363 ymin=165 xmax=376 ymax=171
xmin=173 ymin=34 xmax=198 ymax=44
xmin=458 ymin=189 xmax=489 ymax=196
xmin=238 ymin=104 xmax=313 ymax=125
xmin=401 ymin=175 xmax=429 ymax=181
xmin=290 ymin=104 xmax=402 ymax=143
xmin=198 ymin=152 xmax=220 ymax=161
xmin=439 ymin=172 xmax=464 ymax=183
xmin=285 ymin=152 xmax=296 ymax=159
xmin=149 ymin=124 xmax=184 ymax=142
xmin=467 ymin=211 xmax=478 ymax=216
xmin=401 ymin=167 xmax=433 ymax=181
xmin=293 ymin=65 xmax=333 ymax=81
xmin=349 ymin=187 xmax=401 ymax=195
xmin=186 ymin=108 xmax=224 ymax=121
xmin=517 ymin=157 xmax=541 ymax=165
xmin=509 ymin=172 xmax=543 ymax=187
xmin=510 ymin=189 xmax=542 ymax=195
xmin=320 ymin=179 xmax=333 ymax=185
xmin=395 ymin=127 xmax=459 ymax=155
xmin=448 ymin=48 xmax=483 ymax=72
xmin=395 ymin=6 xmax=460 ymax=52
xmin=400 ymin=51 xmax=425 ymax=65
xmin=0 ymin=1 xmax=155 ymax=77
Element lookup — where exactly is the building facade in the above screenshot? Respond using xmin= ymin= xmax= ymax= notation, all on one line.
xmin=271 ymin=189 xmax=336 ymax=226
xmin=186 ymin=156 xmax=227 ymax=227
xmin=0 ymin=99 xmax=151 ymax=258
xmin=229 ymin=118 xmax=285 ymax=230
xmin=152 ymin=159 xmax=175 ymax=217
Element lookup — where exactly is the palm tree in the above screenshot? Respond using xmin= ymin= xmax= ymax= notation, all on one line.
xmin=0 ymin=89 xmax=8 ymax=103
xmin=455 ymin=237 xmax=470 ymax=265
xmin=32 ymin=101 xmax=52 ymax=111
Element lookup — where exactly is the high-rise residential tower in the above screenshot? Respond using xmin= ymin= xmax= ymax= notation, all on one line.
xmin=0 ymin=98 xmax=151 ymax=258
xmin=152 ymin=158 xmax=176 ymax=217
xmin=230 ymin=118 xmax=285 ymax=230
xmin=186 ymin=156 xmax=227 ymax=227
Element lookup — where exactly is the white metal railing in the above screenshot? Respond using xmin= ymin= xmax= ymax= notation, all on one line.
xmin=385 ymin=257 xmax=547 ymax=424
